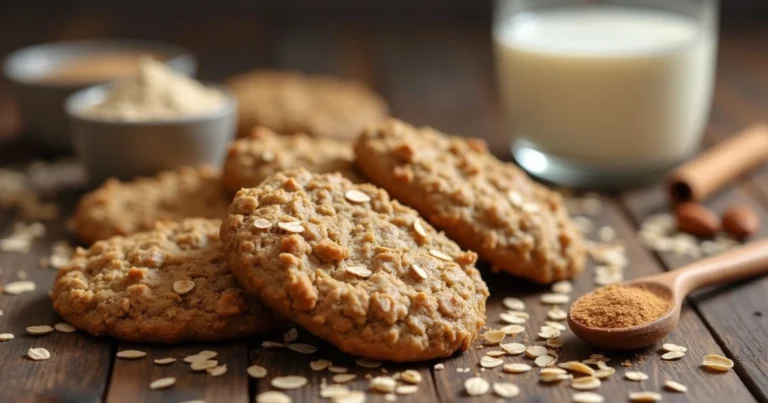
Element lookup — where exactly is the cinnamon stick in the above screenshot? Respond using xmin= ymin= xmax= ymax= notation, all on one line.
xmin=668 ymin=124 xmax=768 ymax=203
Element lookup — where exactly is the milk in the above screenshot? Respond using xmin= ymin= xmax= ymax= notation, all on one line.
xmin=495 ymin=5 xmax=716 ymax=169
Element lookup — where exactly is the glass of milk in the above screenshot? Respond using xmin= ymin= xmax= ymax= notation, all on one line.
xmin=494 ymin=0 xmax=718 ymax=187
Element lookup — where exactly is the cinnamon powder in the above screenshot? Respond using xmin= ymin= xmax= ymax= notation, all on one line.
xmin=570 ymin=285 xmax=671 ymax=329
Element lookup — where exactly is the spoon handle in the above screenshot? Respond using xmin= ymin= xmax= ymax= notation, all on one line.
xmin=674 ymin=239 xmax=768 ymax=294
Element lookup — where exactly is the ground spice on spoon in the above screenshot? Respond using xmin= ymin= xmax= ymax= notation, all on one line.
xmin=570 ymin=285 xmax=671 ymax=328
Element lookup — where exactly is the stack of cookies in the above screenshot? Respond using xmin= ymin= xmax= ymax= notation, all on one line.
xmin=54 ymin=72 xmax=585 ymax=362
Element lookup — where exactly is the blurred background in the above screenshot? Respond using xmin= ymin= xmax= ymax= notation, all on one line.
xmin=1 ymin=0 xmax=767 ymax=159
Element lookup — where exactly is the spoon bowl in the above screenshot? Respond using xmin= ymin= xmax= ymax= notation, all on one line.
xmin=567 ymin=281 xmax=678 ymax=350
xmin=568 ymin=239 xmax=768 ymax=350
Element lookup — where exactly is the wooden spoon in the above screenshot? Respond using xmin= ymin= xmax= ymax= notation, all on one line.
xmin=568 ymin=239 xmax=768 ymax=350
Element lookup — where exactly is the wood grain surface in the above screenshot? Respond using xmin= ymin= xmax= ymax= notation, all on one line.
xmin=0 ymin=15 xmax=766 ymax=403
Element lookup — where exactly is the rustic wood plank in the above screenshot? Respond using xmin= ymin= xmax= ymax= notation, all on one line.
xmin=0 ymin=193 xmax=113 ymax=403
xmin=105 ymin=342 xmax=250 ymax=403
xmin=430 ymin=198 xmax=755 ymax=402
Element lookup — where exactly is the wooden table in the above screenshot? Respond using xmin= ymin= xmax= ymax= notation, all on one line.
xmin=1 ymin=17 xmax=767 ymax=403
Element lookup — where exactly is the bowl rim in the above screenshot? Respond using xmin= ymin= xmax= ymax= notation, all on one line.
xmin=65 ymin=82 xmax=238 ymax=126
xmin=2 ymin=39 xmax=196 ymax=89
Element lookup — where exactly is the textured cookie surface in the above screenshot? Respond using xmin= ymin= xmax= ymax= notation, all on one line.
xmin=220 ymin=169 xmax=488 ymax=362
xmin=227 ymin=70 xmax=387 ymax=140
xmin=354 ymin=119 xmax=585 ymax=284
xmin=52 ymin=219 xmax=281 ymax=343
xmin=74 ymin=166 xmax=230 ymax=244
xmin=222 ymin=127 xmax=361 ymax=195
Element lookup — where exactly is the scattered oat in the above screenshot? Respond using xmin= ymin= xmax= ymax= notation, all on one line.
xmin=262 ymin=341 xmax=284 ymax=349
xmin=539 ymin=372 xmax=571 ymax=383
xmin=207 ymin=365 xmax=227 ymax=377
xmin=26 ymin=325 xmax=54 ymax=335
xmin=552 ymin=280 xmax=573 ymax=294
xmin=256 ymin=391 xmax=292 ymax=403
xmin=334 ymin=391 xmax=366 ymax=403
xmin=27 ymin=347 xmax=50 ymax=360
xmin=0 ymin=333 xmax=14 ymax=341
xmin=661 ymin=351 xmax=685 ymax=361
xmin=396 ymin=385 xmax=418 ymax=395
xmin=344 ymin=266 xmax=372 ymax=278
xmin=329 ymin=366 xmax=349 ymax=373
xmin=153 ymin=357 xmax=176 ymax=365
xmin=272 ymin=375 xmax=309 ymax=389
xmin=184 ymin=354 xmax=208 ymax=363
xmin=288 ymin=343 xmax=317 ymax=354
xmin=540 ymin=367 xmax=567 ymax=376
xmin=559 ymin=361 xmax=596 ymax=376
xmin=546 ymin=338 xmax=564 ymax=348
xmin=594 ymin=367 xmax=616 ymax=379
xmin=573 ymin=392 xmax=605 ymax=403
xmin=665 ymin=379 xmax=687 ymax=392
xmin=356 ymin=358 xmax=382 ymax=368
xmin=191 ymin=360 xmax=218 ymax=371
xmin=661 ymin=343 xmax=687 ymax=353
xmin=541 ymin=293 xmax=570 ymax=304
xmin=493 ymin=382 xmax=520 ymax=398
xmin=117 ymin=350 xmax=146 ymax=359
xmin=535 ymin=354 xmax=556 ymax=367
xmin=320 ymin=385 xmax=350 ymax=399
xmin=149 ymin=377 xmax=176 ymax=390
xmin=198 ymin=350 xmax=218 ymax=358
xmin=172 ymin=279 xmax=195 ymax=295
xmin=538 ymin=326 xmax=561 ymax=339
xmin=465 ymin=377 xmax=490 ymax=396
xmin=526 ymin=345 xmax=548 ymax=358
xmin=628 ymin=391 xmax=662 ymax=402
xmin=333 ymin=374 xmax=357 ymax=384
xmin=370 ymin=376 xmax=396 ymax=393
xmin=480 ymin=356 xmax=505 ymax=368
xmin=571 ymin=376 xmax=601 ymax=390
xmin=253 ymin=218 xmax=272 ymax=229
xmin=483 ymin=329 xmax=506 ymax=344
xmin=625 ymin=371 xmax=649 ymax=381
xmin=247 ymin=364 xmax=268 ymax=378
xmin=702 ymin=354 xmax=734 ymax=371
xmin=3 ymin=280 xmax=36 ymax=295
xmin=501 ymin=325 xmax=526 ymax=335
xmin=598 ymin=226 xmax=616 ymax=242
xmin=345 ymin=189 xmax=371 ymax=203
xmin=502 ymin=297 xmax=526 ymax=311
xmin=500 ymin=312 xmax=528 ymax=324
xmin=54 ymin=322 xmax=76 ymax=333
xmin=278 ymin=221 xmax=304 ymax=233
xmin=486 ymin=350 xmax=506 ymax=358
xmin=433 ymin=363 xmax=445 ymax=371
xmin=429 ymin=249 xmax=453 ymax=261
xmin=503 ymin=363 xmax=532 ymax=374
xmin=400 ymin=369 xmax=422 ymax=384
xmin=545 ymin=321 xmax=567 ymax=331
xmin=310 ymin=359 xmax=332 ymax=371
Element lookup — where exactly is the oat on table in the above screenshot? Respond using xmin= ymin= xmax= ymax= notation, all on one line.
xmin=220 ymin=169 xmax=489 ymax=362
xmin=73 ymin=165 xmax=230 ymax=244
xmin=354 ymin=119 xmax=585 ymax=284
xmin=226 ymin=70 xmax=388 ymax=140
xmin=52 ymin=218 xmax=281 ymax=343
xmin=222 ymin=127 xmax=362 ymax=195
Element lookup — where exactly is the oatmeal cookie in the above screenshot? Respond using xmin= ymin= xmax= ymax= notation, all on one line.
xmin=220 ymin=169 xmax=488 ymax=362
xmin=74 ymin=165 xmax=230 ymax=244
xmin=222 ymin=127 xmax=362 ymax=195
xmin=354 ymin=119 xmax=585 ymax=284
xmin=226 ymin=70 xmax=387 ymax=140
xmin=52 ymin=219 xmax=281 ymax=343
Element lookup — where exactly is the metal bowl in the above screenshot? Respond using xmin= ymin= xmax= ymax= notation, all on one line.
xmin=2 ymin=40 xmax=196 ymax=151
xmin=65 ymin=83 xmax=237 ymax=185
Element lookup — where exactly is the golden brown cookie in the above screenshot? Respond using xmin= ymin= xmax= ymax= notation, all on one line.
xmin=220 ymin=169 xmax=488 ymax=362
xmin=226 ymin=70 xmax=387 ymax=140
xmin=73 ymin=165 xmax=230 ymax=244
xmin=354 ymin=119 xmax=585 ymax=284
xmin=222 ymin=127 xmax=362 ymax=195
xmin=52 ymin=219 xmax=281 ymax=343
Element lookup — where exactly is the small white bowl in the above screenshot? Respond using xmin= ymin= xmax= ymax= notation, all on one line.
xmin=65 ymin=83 xmax=237 ymax=185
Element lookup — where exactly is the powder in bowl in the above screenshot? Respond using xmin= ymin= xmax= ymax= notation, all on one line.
xmin=570 ymin=284 xmax=671 ymax=329
xmin=83 ymin=57 xmax=224 ymax=121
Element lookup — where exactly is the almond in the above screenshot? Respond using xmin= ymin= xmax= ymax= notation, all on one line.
xmin=675 ymin=202 xmax=719 ymax=237
xmin=722 ymin=205 xmax=759 ymax=239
